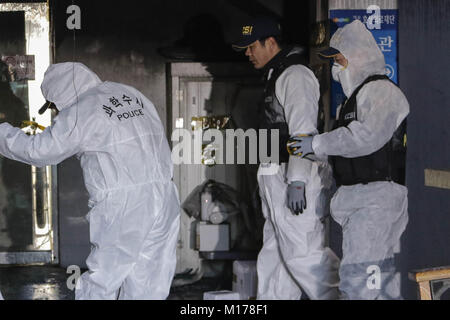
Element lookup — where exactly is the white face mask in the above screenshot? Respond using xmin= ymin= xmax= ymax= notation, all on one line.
xmin=332 ymin=62 xmax=354 ymax=97
xmin=339 ymin=68 xmax=355 ymax=97
xmin=331 ymin=63 xmax=343 ymax=82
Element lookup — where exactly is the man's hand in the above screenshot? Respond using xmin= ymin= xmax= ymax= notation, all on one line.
xmin=287 ymin=181 xmax=307 ymax=215
xmin=287 ymin=135 xmax=314 ymax=158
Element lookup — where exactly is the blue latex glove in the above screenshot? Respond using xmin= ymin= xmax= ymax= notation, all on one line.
xmin=287 ymin=181 xmax=307 ymax=215
xmin=287 ymin=135 xmax=314 ymax=158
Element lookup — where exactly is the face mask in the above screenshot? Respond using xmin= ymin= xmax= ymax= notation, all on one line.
xmin=338 ymin=67 xmax=355 ymax=98
xmin=331 ymin=64 xmax=341 ymax=82
xmin=331 ymin=62 xmax=346 ymax=82
xmin=332 ymin=63 xmax=354 ymax=97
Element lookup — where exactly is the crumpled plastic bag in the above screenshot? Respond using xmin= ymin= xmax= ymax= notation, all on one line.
xmin=182 ymin=179 xmax=243 ymax=220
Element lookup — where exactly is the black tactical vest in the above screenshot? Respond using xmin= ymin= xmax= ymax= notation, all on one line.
xmin=331 ymin=74 xmax=407 ymax=186
xmin=259 ymin=47 xmax=309 ymax=164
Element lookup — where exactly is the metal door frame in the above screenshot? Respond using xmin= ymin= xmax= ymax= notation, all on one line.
xmin=0 ymin=1 xmax=58 ymax=265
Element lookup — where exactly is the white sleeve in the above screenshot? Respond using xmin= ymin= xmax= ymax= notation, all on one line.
xmin=0 ymin=106 xmax=85 ymax=167
xmin=275 ymin=65 xmax=320 ymax=184
xmin=312 ymin=81 xmax=410 ymax=158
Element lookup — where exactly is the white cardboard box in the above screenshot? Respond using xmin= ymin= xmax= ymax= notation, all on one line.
xmin=197 ymin=222 xmax=230 ymax=251
xmin=232 ymin=260 xmax=257 ymax=300
xmin=203 ymin=290 xmax=240 ymax=300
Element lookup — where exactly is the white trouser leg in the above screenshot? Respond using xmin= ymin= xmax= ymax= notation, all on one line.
xmin=257 ymin=165 xmax=340 ymax=300
xmin=118 ymin=197 xmax=180 ymax=300
xmin=331 ymin=182 xmax=408 ymax=300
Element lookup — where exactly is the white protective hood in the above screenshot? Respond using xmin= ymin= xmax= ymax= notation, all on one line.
xmin=330 ymin=20 xmax=386 ymax=96
xmin=40 ymin=62 xmax=102 ymax=111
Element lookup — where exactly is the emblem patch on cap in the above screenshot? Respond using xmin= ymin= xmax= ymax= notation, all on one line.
xmin=242 ymin=26 xmax=253 ymax=35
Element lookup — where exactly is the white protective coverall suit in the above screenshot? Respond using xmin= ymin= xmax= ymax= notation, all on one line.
xmin=0 ymin=62 xmax=180 ymax=300
xmin=312 ymin=20 xmax=410 ymax=299
xmin=257 ymin=48 xmax=340 ymax=300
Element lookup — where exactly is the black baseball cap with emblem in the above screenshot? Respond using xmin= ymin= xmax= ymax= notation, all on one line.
xmin=318 ymin=47 xmax=341 ymax=60
xmin=232 ymin=16 xmax=281 ymax=51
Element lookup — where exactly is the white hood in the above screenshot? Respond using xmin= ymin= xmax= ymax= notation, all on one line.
xmin=40 ymin=62 xmax=102 ymax=111
xmin=330 ymin=20 xmax=386 ymax=96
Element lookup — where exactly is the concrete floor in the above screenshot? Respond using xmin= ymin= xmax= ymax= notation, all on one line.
xmin=0 ymin=265 xmax=222 ymax=300
xmin=0 ymin=266 xmax=73 ymax=300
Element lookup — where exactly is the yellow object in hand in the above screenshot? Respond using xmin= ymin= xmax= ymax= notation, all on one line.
xmin=287 ymin=134 xmax=309 ymax=156
xmin=20 ymin=120 xmax=46 ymax=132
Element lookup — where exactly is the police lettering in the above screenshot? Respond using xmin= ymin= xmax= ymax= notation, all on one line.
xmin=109 ymin=96 xmax=123 ymax=108
xmin=117 ymin=108 xmax=144 ymax=121
xmin=122 ymin=94 xmax=132 ymax=105
xmin=103 ymin=105 xmax=115 ymax=117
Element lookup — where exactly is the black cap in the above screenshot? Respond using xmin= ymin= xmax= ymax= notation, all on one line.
xmin=38 ymin=100 xmax=55 ymax=115
xmin=232 ymin=17 xmax=281 ymax=51
xmin=318 ymin=47 xmax=341 ymax=60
